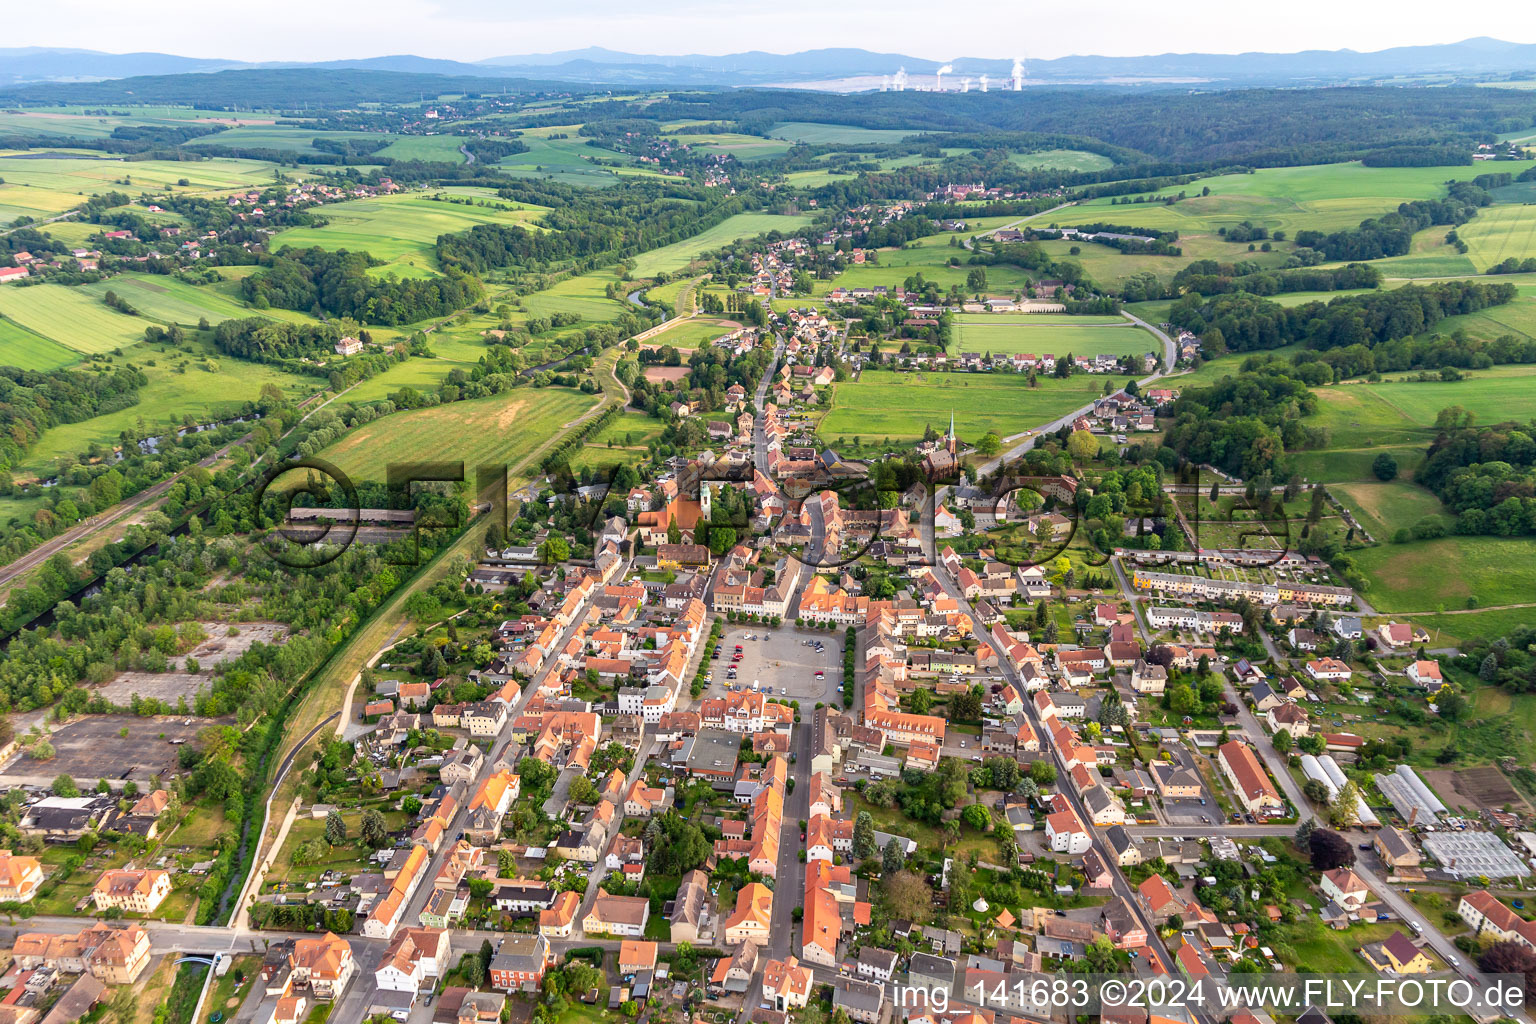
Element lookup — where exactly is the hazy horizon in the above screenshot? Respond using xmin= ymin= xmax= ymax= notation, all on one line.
xmin=8 ymin=0 xmax=1536 ymax=66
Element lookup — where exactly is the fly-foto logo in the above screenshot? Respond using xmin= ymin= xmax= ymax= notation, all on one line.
xmin=253 ymin=454 xmax=1301 ymax=572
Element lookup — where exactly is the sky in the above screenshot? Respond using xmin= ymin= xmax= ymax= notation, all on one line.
xmin=10 ymin=0 xmax=1534 ymax=62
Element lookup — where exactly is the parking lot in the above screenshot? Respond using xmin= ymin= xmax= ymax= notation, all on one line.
xmin=705 ymin=624 xmax=843 ymax=705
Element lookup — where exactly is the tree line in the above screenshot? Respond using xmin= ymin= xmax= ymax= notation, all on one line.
xmin=1417 ymin=415 xmax=1536 ymax=538
xmin=238 ymin=246 xmax=484 ymax=325
xmin=1170 ymin=279 xmax=1519 ymax=360
xmin=0 ymin=363 xmax=148 ymax=476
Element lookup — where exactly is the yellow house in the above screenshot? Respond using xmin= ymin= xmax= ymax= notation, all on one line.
xmin=1368 ymin=932 xmax=1434 ymax=974
xmin=92 ymin=869 xmax=172 ymax=914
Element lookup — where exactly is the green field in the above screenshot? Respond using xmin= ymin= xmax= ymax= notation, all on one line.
xmin=1055 ymin=161 xmax=1536 ymax=238
xmin=318 ymin=386 xmax=600 ymax=484
xmin=15 ymin=339 xmax=317 ymax=479
xmin=768 ymin=122 xmax=922 ymax=145
xmin=567 ymin=410 xmax=666 ymax=474
xmin=0 ymin=315 xmax=79 ymax=370
xmin=818 ymin=233 xmax=1039 ymax=295
xmin=639 ymin=317 xmax=741 ymax=350
xmin=1010 ymin=149 xmax=1116 ymax=173
xmin=1308 ymin=367 xmax=1536 ymax=449
xmin=667 ymin=133 xmax=794 ymax=162
xmin=375 ymin=135 xmax=469 ymax=163
xmin=1327 ymin=478 xmax=1445 ymax=539
xmin=0 ymin=155 xmax=282 ymax=223
xmin=0 ymin=284 xmax=156 ymax=356
xmin=494 ymin=132 xmax=642 ymax=188
xmin=185 ymin=126 xmax=383 ymax=153
xmin=1351 ymin=537 xmax=1536 ymax=613
xmin=269 ymin=192 xmax=545 ymax=277
xmin=521 ymin=268 xmax=632 ymax=323
xmin=820 ymin=369 xmax=1103 ymax=442
xmin=1457 ymin=203 xmax=1536 ymax=272
xmin=952 ymin=317 xmax=1159 ymax=358
xmin=1407 ymin=607 xmax=1536 ymax=646
xmin=629 ymin=213 xmax=815 ymax=277
xmin=76 ymin=273 xmax=264 ymax=326
xmin=344 ymin=330 xmax=493 ymax=403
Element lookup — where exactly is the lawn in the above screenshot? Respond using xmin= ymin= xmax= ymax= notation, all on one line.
xmin=1060 ymin=161 xmax=1536 ymax=236
xmin=768 ymin=122 xmax=923 ymax=145
xmin=0 ymin=283 xmax=163 ymax=355
xmin=0 ymin=154 xmax=282 ymax=222
xmin=638 ymin=317 xmax=741 ymax=350
xmin=1281 ymin=919 xmax=1404 ymax=970
xmin=0 ymin=314 xmax=80 ymax=369
xmin=15 ymin=338 xmax=318 ymax=479
xmin=267 ymin=809 xmax=411 ymax=886
xmin=202 ymin=955 xmax=261 ymax=1022
xmin=844 ymin=791 xmax=996 ymax=863
xmin=316 ymin=386 xmax=601 ymax=485
xmin=1009 ymin=149 xmax=1116 ymax=173
xmin=522 ymin=269 xmax=632 ymax=323
xmin=630 ymin=213 xmax=815 ymax=277
xmin=952 ymin=318 xmax=1160 ymax=358
xmin=820 ymin=369 xmax=1104 ymax=443
xmin=374 ymin=135 xmax=470 ymax=163
xmin=76 ymin=273 xmax=267 ymax=327
xmin=269 ymin=192 xmax=546 ymax=277
xmin=1456 ymin=203 xmax=1536 ymax=272
xmin=1350 ymin=536 xmax=1536 ymax=612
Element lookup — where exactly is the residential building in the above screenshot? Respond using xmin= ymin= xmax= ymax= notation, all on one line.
xmin=374 ymin=928 xmax=449 ymax=994
xmin=1217 ymin=740 xmax=1282 ymax=814
xmin=583 ymin=893 xmax=650 ymax=937
xmin=0 ymin=850 xmax=45 ymax=902
xmin=488 ymin=934 xmax=551 ymax=993
xmin=762 ymin=957 xmax=814 ymax=1011
xmin=1320 ymin=868 xmax=1371 ymax=912
xmin=90 ymin=869 xmax=172 ymax=915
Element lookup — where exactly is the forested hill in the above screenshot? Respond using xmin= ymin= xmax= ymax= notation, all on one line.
xmin=650 ymin=87 xmax=1536 ymax=164
xmin=0 ymin=68 xmax=600 ymax=107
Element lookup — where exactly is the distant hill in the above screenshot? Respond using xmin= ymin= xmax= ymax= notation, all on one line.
xmin=2 ymin=38 xmax=1535 ymax=90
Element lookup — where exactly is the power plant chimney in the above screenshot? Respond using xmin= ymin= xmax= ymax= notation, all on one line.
xmin=935 ymin=64 xmax=954 ymax=91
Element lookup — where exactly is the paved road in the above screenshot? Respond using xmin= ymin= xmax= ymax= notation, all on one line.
xmin=933 ymin=566 xmax=1185 ymax=984
xmin=324 ymin=558 xmax=629 ymax=1024
xmin=971 ymin=314 xmax=1176 ymax=478
xmin=751 ymin=340 xmax=783 ymax=478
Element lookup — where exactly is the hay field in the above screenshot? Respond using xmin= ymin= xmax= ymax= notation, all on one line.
xmin=269 ymin=192 xmax=546 ymax=276
xmin=820 ymin=369 xmax=1103 ymax=442
xmin=630 ymin=213 xmax=815 ymax=277
xmin=317 ymin=387 xmax=600 ymax=484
